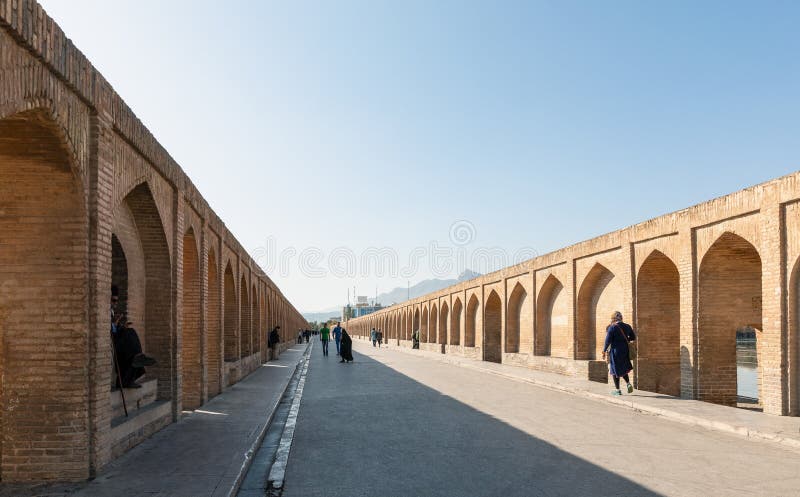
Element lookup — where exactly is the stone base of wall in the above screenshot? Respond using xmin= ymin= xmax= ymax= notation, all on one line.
xmin=110 ymin=400 xmax=172 ymax=459
xmin=224 ymin=360 xmax=240 ymax=386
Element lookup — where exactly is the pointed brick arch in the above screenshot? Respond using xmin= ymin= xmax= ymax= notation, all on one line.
xmin=636 ymin=250 xmax=681 ymax=396
xmin=790 ymin=258 xmax=800 ymax=415
xmin=577 ymin=263 xmax=616 ymax=360
xmin=240 ymin=276 xmax=251 ymax=358
xmin=484 ymin=291 xmax=503 ymax=363
xmin=223 ymin=263 xmax=238 ymax=361
xmin=465 ymin=295 xmax=479 ymax=348
xmin=451 ymin=297 xmax=463 ymax=346
xmin=252 ymin=284 xmax=260 ymax=355
xmin=536 ymin=274 xmax=568 ymax=358
xmin=181 ymin=228 xmax=202 ymax=409
xmin=430 ymin=304 xmax=438 ymax=348
xmin=421 ymin=306 xmax=429 ymax=343
xmin=506 ymin=283 xmax=528 ymax=354
xmin=699 ymin=232 xmax=762 ymax=407
xmin=207 ymin=249 xmax=221 ymax=397
xmin=0 ymin=110 xmax=89 ymax=481
xmin=439 ymin=301 xmax=449 ymax=353
xmin=123 ymin=183 xmax=173 ymax=400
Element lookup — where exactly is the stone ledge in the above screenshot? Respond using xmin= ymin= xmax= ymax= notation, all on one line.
xmin=110 ymin=378 xmax=157 ymax=419
xmin=110 ymin=400 xmax=172 ymax=460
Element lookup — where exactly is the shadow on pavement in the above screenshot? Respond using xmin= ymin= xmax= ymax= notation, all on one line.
xmin=283 ymin=344 xmax=664 ymax=497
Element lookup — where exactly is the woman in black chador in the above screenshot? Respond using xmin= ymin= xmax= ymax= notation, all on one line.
xmin=339 ymin=328 xmax=354 ymax=363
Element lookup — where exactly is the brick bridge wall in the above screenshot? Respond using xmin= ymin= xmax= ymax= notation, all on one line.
xmin=349 ymin=173 xmax=800 ymax=420
xmin=0 ymin=0 xmax=307 ymax=482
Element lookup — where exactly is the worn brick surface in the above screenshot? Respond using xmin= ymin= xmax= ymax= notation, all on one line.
xmin=0 ymin=1 xmax=307 ymax=482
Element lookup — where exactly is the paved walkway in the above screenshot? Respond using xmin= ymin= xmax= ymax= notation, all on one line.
xmin=0 ymin=343 xmax=308 ymax=497
xmin=281 ymin=341 xmax=800 ymax=497
xmin=355 ymin=339 xmax=800 ymax=453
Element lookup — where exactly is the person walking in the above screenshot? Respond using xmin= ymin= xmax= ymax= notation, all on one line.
xmin=269 ymin=326 xmax=281 ymax=361
xmin=412 ymin=329 xmax=420 ymax=349
xmin=333 ymin=322 xmax=343 ymax=356
xmin=297 ymin=329 xmax=303 ymax=344
xmin=602 ymin=311 xmax=636 ymax=396
xmin=371 ymin=327 xmax=378 ymax=347
xmin=376 ymin=329 xmax=383 ymax=348
xmin=319 ymin=322 xmax=331 ymax=357
xmin=340 ymin=328 xmax=354 ymax=363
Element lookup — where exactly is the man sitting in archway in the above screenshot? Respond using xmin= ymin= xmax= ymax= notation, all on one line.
xmin=111 ymin=286 xmax=157 ymax=389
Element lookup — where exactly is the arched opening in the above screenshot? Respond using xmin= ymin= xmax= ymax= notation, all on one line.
xmin=430 ymin=304 xmax=438 ymax=349
xmin=536 ymin=275 xmax=567 ymax=357
xmin=439 ymin=302 xmax=449 ymax=353
xmin=240 ymin=277 xmax=251 ymax=358
xmin=112 ymin=235 xmax=130 ymax=318
xmin=576 ymin=263 xmax=616 ymax=360
xmin=121 ymin=183 xmax=173 ymax=400
xmin=223 ymin=264 xmax=238 ymax=361
xmin=699 ymin=233 xmax=762 ymax=408
xmin=258 ymin=289 xmax=266 ymax=360
xmin=636 ymin=250 xmax=681 ymax=396
xmin=465 ymin=295 xmax=479 ymax=348
xmin=451 ymin=298 xmax=463 ymax=346
xmin=484 ymin=291 xmax=502 ymax=363
xmin=790 ymin=259 xmax=800 ymax=416
xmin=421 ymin=307 xmax=429 ymax=343
xmin=506 ymin=283 xmax=527 ymax=354
xmin=207 ymin=251 xmax=221 ymax=397
xmin=181 ymin=229 xmax=202 ymax=409
xmin=0 ymin=110 xmax=88 ymax=481
xmin=251 ymin=284 xmax=259 ymax=356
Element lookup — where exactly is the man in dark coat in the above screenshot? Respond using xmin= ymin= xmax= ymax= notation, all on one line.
xmin=339 ymin=328 xmax=353 ymax=363
xmin=269 ymin=326 xmax=281 ymax=360
xmin=110 ymin=286 xmax=156 ymax=389
xmin=602 ymin=311 xmax=636 ymax=396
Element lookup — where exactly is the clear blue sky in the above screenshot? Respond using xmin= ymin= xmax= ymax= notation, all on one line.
xmin=41 ymin=1 xmax=800 ymax=312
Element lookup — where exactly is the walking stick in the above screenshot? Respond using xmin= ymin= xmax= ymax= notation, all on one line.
xmin=110 ymin=332 xmax=129 ymax=417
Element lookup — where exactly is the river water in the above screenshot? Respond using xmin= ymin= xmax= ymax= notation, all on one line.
xmin=737 ymin=340 xmax=758 ymax=400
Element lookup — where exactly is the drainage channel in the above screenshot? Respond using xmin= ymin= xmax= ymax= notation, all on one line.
xmin=236 ymin=344 xmax=311 ymax=497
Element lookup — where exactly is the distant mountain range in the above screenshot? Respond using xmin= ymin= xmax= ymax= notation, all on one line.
xmin=302 ymin=269 xmax=481 ymax=324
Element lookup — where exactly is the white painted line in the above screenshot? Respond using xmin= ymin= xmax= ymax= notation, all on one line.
xmin=227 ymin=341 xmax=310 ymax=497
xmin=267 ymin=344 xmax=311 ymax=490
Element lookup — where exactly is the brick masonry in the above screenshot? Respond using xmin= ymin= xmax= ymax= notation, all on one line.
xmin=0 ymin=1 xmax=307 ymax=482
xmin=350 ymin=179 xmax=800 ymax=422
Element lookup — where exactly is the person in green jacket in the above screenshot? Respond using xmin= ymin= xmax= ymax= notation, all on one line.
xmin=319 ymin=323 xmax=331 ymax=357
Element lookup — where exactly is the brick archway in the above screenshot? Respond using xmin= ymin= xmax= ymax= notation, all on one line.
xmin=484 ymin=291 xmax=502 ymax=363
xmin=451 ymin=298 xmax=463 ymax=346
xmin=536 ymin=275 xmax=567 ymax=357
xmin=240 ymin=277 xmax=251 ymax=358
xmin=181 ymin=229 xmax=202 ymax=409
xmin=251 ymin=284 xmax=259 ymax=356
xmin=507 ymin=283 xmax=527 ymax=354
xmin=465 ymin=295 xmax=479 ymax=348
xmin=636 ymin=250 xmax=680 ymax=396
xmin=223 ymin=263 xmax=238 ymax=362
xmin=0 ymin=110 xmax=89 ymax=481
xmin=421 ymin=307 xmax=428 ymax=343
xmin=577 ymin=263 xmax=617 ymax=360
xmin=207 ymin=250 xmax=221 ymax=397
xmin=430 ymin=304 xmax=438 ymax=348
xmin=439 ymin=302 xmax=449 ymax=353
xmin=122 ymin=183 xmax=173 ymax=401
xmin=699 ymin=232 xmax=762 ymax=407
